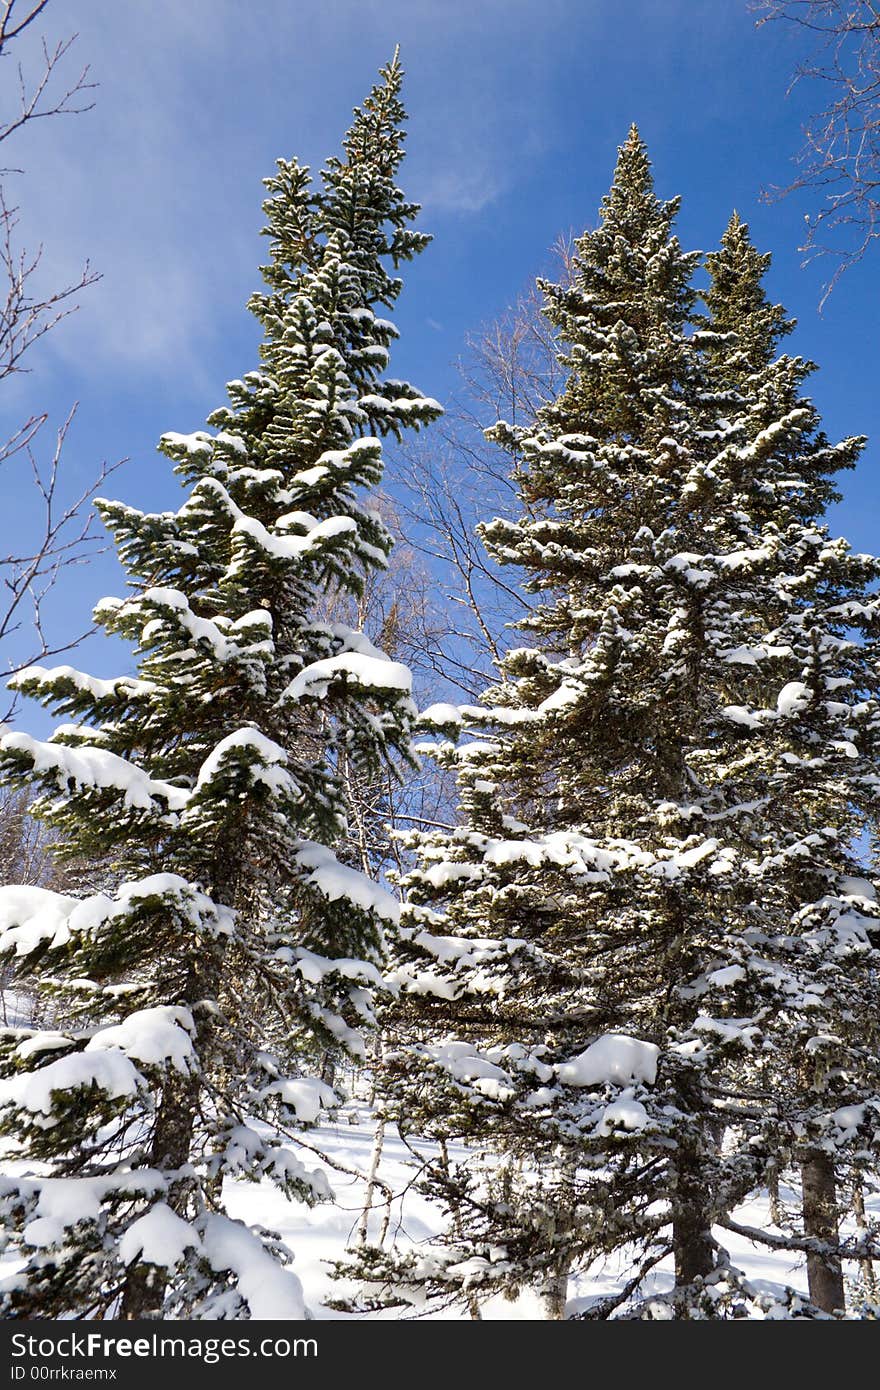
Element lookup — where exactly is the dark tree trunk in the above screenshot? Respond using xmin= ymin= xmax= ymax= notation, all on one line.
xmin=853 ymin=1176 xmax=878 ymax=1302
xmin=121 ymin=932 xmax=223 ymax=1320
xmin=543 ymin=1269 xmax=569 ymax=1320
xmin=120 ymin=1068 xmax=200 ymax=1319
xmin=671 ymin=1075 xmax=717 ymax=1298
xmin=672 ymin=1147 xmax=717 ymax=1288
xmin=119 ymin=1266 xmax=167 ymax=1321
xmin=802 ymin=1150 xmax=845 ymax=1315
xmin=768 ymin=1158 xmax=783 ymax=1227
xmin=116 ymin=1061 xmax=197 ymax=1312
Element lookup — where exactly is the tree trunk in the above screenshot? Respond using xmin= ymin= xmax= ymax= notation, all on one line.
xmin=121 ymin=935 xmax=222 ymax=1320
xmin=543 ymin=1269 xmax=569 ymax=1320
xmin=357 ymin=1117 xmax=386 ymax=1247
xmin=672 ymin=1144 xmax=717 ymax=1289
xmin=320 ymin=1051 xmax=336 ymax=1088
xmin=853 ymin=1176 xmax=878 ymax=1303
xmin=120 ymin=1068 xmax=200 ymax=1319
xmin=768 ymin=1158 xmax=783 ymax=1227
xmin=802 ymin=1150 xmax=845 ymax=1315
xmin=671 ymin=1074 xmax=717 ymax=1296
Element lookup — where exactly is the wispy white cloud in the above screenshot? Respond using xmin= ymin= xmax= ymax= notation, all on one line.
xmin=4 ymin=0 xmax=799 ymax=395
xmin=416 ymin=165 xmax=505 ymax=216
xmin=2 ymin=0 xmax=578 ymax=382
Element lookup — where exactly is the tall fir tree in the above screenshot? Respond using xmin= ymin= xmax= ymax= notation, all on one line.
xmin=700 ymin=210 xmax=880 ymax=1313
xmin=0 ymin=53 xmax=440 ymax=1320
xmin=347 ymin=130 xmax=880 ymax=1319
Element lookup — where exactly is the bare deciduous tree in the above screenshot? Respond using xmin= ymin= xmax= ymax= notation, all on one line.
xmin=0 ymin=1 xmax=120 ymax=718
xmin=753 ymin=1 xmax=880 ymax=300
xmin=393 ymin=238 xmax=575 ymax=702
xmin=0 ymin=407 xmax=121 ymax=718
xmin=0 ymin=782 xmax=58 ymax=1023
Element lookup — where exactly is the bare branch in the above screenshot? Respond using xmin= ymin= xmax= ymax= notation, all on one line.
xmin=0 ymin=188 xmax=98 ymax=379
xmin=390 ymin=255 xmax=571 ymax=704
xmin=753 ymin=1 xmax=880 ymax=300
xmin=0 ymin=4 xmax=112 ymax=719
xmin=0 ymin=407 xmax=126 ymax=721
xmin=721 ymin=1213 xmax=879 ymax=1261
xmin=0 ymin=3 xmax=51 ymax=48
xmin=0 ymin=8 xmax=96 ymax=151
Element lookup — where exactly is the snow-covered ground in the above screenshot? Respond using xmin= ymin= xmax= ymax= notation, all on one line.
xmin=223 ymin=1103 xmax=877 ymax=1319
xmin=1 ymin=1080 xmax=875 ymax=1318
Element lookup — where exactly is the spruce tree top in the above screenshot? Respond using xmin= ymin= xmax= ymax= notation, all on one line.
xmin=533 ymin=124 xmax=700 ymax=448
xmin=0 ymin=54 xmax=439 ymax=1321
xmin=359 ymin=130 xmax=880 ymax=1320
xmin=702 ymin=211 xmax=794 ymax=372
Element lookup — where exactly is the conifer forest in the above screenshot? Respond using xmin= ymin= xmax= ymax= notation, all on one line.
xmin=0 ymin=0 xmax=878 ymax=1326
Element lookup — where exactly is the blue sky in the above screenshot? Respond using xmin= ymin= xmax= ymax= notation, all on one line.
xmin=3 ymin=0 xmax=879 ymax=718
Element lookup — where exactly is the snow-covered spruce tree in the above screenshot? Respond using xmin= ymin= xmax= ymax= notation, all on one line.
xmin=0 ymin=52 xmax=440 ymax=1320
xmin=698 ymin=210 xmax=880 ymax=1314
xmin=344 ymin=130 xmax=880 ymax=1319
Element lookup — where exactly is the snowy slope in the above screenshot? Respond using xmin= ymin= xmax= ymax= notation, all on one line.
xmin=0 ymin=1092 xmax=874 ymax=1318
xmin=222 ymin=1104 xmax=877 ymax=1320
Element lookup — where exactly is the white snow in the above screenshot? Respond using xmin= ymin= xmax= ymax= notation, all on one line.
xmin=9 ymin=664 xmax=155 ymax=702
xmin=201 ymin=1214 xmax=306 ymax=1320
xmin=537 ymin=682 xmax=580 ymax=715
xmin=706 ymin=965 xmax=746 ymax=989
xmin=135 ymin=589 xmax=272 ymax=663
xmin=304 ymin=436 xmax=383 ymax=479
xmin=0 ymin=876 xmax=235 ymax=959
xmin=0 ymin=885 xmax=80 ymax=955
xmin=119 ymin=1203 xmax=199 ymax=1269
xmin=86 ymin=1006 xmax=195 ymax=1071
xmin=597 ymin=1091 xmax=649 ymax=1135
xmin=7 ymin=1171 xmax=165 ymax=1251
xmin=776 ymin=682 xmax=811 ymax=717
xmin=359 ymin=393 xmax=441 ymax=417
xmin=19 ymin=1183 xmax=103 ymax=1250
xmin=264 ymin=1076 xmax=337 ymax=1125
xmin=295 ymin=841 xmax=399 ymax=922
xmin=831 ymin=1104 xmax=865 ymax=1135
xmin=557 ymin=1034 xmax=659 ymax=1088
xmin=409 ymin=930 xmax=519 ymax=968
xmin=419 ymin=702 xmax=464 ymax=726
xmin=217 ymin=1127 xmax=332 ymax=1201
xmin=722 ymin=705 xmax=763 ymax=729
xmin=217 ymin=1106 xmax=861 ymax=1320
xmin=194 ymin=727 xmax=291 ymax=793
xmin=417 ymin=863 xmax=484 ymax=889
xmin=0 ymin=1049 xmax=143 ymax=1115
xmin=15 ymin=1032 xmax=73 ymax=1060
xmin=160 ymin=430 xmax=214 ymax=456
xmin=290 ymin=464 xmax=328 ymax=487
xmin=427 ymin=1041 xmax=512 ymax=1087
xmin=284 ymin=652 xmax=412 ymax=702
xmin=664 ymin=553 xmax=714 ymax=588
xmin=839 ymin=876 xmax=876 ymax=900
xmin=454 ymin=740 xmax=502 ymax=761
xmin=692 ymin=1016 xmax=761 ymax=1048
xmin=233 ymin=512 xmax=356 ymax=563
xmin=0 ymin=732 xmax=188 ymax=813
xmin=214 ymin=431 xmax=248 ymax=456
xmin=293 ymin=947 xmax=383 ymax=988
xmin=3 ymin=1105 xmax=874 ymax=1318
